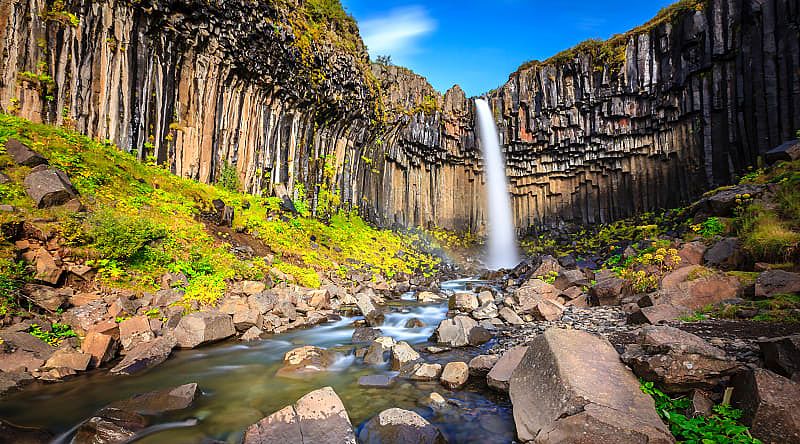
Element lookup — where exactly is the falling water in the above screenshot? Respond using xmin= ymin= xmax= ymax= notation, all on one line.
xmin=475 ymin=98 xmax=519 ymax=269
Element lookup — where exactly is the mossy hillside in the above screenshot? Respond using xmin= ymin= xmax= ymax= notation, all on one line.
xmin=0 ymin=114 xmax=438 ymax=312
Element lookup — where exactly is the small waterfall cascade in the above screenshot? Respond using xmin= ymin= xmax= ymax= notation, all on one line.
xmin=474 ymin=98 xmax=519 ymax=270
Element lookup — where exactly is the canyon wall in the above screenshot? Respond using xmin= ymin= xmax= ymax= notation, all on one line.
xmin=1 ymin=0 xmax=799 ymax=235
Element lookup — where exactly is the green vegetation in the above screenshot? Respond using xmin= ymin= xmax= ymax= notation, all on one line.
xmin=0 ymin=257 xmax=30 ymax=317
xmin=40 ymin=0 xmax=79 ymax=27
xmin=0 ymin=113 xmax=438 ymax=313
xmin=536 ymin=270 xmax=558 ymax=285
xmin=640 ymin=380 xmax=762 ymax=443
xmin=613 ymin=244 xmax=682 ymax=293
xmin=217 ymin=161 xmax=241 ymax=193
xmin=28 ymin=322 xmax=77 ymax=346
xmin=691 ymin=217 xmax=726 ymax=239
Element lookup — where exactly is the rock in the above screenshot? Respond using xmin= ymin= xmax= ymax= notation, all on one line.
xmin=703 ymin=238 xmax=743 ymax=270
xmin=173 ymin=311 xmax=235 ymax=348
xmin=358 ymin=374 xmax=396 ymax=388
xmin=532 ymin=255 xmax=561 ymax=277
xmin=33 ymin=249 xmax=62 ymax=285
xmin=233 ymin=304 xmax=263 ymax=332
xmin=243 ymin=387 xmax=356 ymax=444
xmin=0 ymin=331 xmax=54 ymax=361
xmin=358 ymin=408 xmax=446 ymax=444
xmin=654 ymin=272 xmax=741 ymax=311
xmin=110 ymin=336 xmax=176 ymax=375
xmin=698 ymin=184 xmax=765 ymax=217
xmin=472 ymin=302 xmax=498 ymax=319
xmin=119 ymin=316 xmax=155 ymax=351
xmin=732 ymin=368 xmax=800 ymax=444
xmin=241 ymin=281 xmax=267 ymax=296
xmin=487 ymin=346 xmax=528 ymax=392
xmin=432 ymin=315 xmax=476 ymax=347
xmin=468 ymin=325 xmax=492 ymax=346
xmin=23 ymin=167 xmax=78 ymax=208
xmin=678 ymin=241 xmax=707 ymax=266
xmin=498 ymin=306 xmax=523 ymax=325
xmin=391 ymin=341 xmax=420 ymax=370
xmin=627 ymin=304 xmax=690 ymax=325
xmin=6 ymin=138 xmax=47 ymax=166
xmin=759 ymin=335 xmax=800 ymax=378
xmin=424 ymin=392 xmax=447 ymax=409
xmin=0 ymin=419 xmax=53 ymax=443
xmin=276 ymin=346 xmax=336 ymax=378
xmin=408 ymin=363 xmax=443 ymax=381
xmin=589 ymin=277 xmax=628 ymax=306
xmin=248 ymin=291 xmax=277 ymax=314
xmin=690 ymin=390 xmax=715 ymax=417
xmin=531 ymin=299 xmax=565 ymax=321
xmin=363 ymin=336 xmax=396 ymax=365
xmin=21 ymin=283 xmax=69 ymax=312
xmin=417 ymin=291 xmax=444 ymax=303
xmin=553 ymin=269 xmax=588 ymax=290
xmin=450 ymin=292 xmax=479 ymax=311
xmin=306 ymin=289 xmax=330 ymax=309
xmin=754 ymin=270 xmax=800 ymax=298
xmin=356 ymin=293 xmax=384 ymax=326
xmin=765 ymin=139 xmax=800 ymax=163
xmin=81 ymin=332 xmax=116 ymax=368
xmin=44 ymin=348 xmax=91 ymax=371
xmin=0 ymin=172 xmax=9 ymax=184
xmin=469 ymin=354 xmax=500 ymax=376
xmin=477 ymin=291 xmax=494 ymax=306
xmin=108 ymin=383 xmax=198 ymax=414
xmin=509 ymin=328 xmax=672 ymax=443
xmin=0 ymin=371 xmax=34 ymax=396
xmin=241 ymin=326 xmax=263 ymax=341
xmin=441 ymin=361 xmax=469 ymax=389
xmin=514 ymin=279 xmax=560 ymax=313
xmin=404 ymin=318 xmax=425 ymax=328
xmin=622 ymin=325 xmax=739 ymax=393
xmin=352 ymin=327 xmax=382 ymax=343
xmin=73 ymin=408 xmax=147 ymax=444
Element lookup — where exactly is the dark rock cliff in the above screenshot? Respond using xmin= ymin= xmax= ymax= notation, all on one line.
xmin=1 ymin=0 xmax=798 ymax=234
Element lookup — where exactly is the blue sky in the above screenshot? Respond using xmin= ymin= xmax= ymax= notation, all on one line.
xmin=340 ymin=0 xmax=676 ymax=96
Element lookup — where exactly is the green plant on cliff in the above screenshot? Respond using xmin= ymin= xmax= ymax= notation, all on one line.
xmin=691 ymin=216 xmax=726 ymax=239
xmin=640 ymin=380 xmax=761 ymax=443
xmin=28 ymin=322 xmax=77 ymax=346
xmin=87 ymin=210 xmax=168 ymax=261
xmin=40 ymin=0 xmax=79 ymax=27
xmin=218 ymin=161 xmax=241 ymax=193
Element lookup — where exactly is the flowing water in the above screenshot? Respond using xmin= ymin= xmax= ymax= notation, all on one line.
xmin=0 ymin=279 xmax=515 ymax=443
xmin=474 ymin=99 xmax=520 ymax=270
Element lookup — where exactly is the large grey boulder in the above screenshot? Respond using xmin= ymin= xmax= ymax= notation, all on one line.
xmin=622 ymin=325 xmax=740 ymax=393
xmin=358 ymin=408 xmax=446 ymax=444
xmin=108 ymin=383 xmax=198 ymax=414
xmin=431 ymin=315 xmax=490 ymax=347
xmin=390 ymin=341 xmax=420 ymax=370
xmin=509 ymin=328 xmax=673 ymax=443
xmin=243 ymin=387 xmax=356 ymax=444
xmin=356 ymin=293 xmax=384 ymax=326
xmin=754 ymin=270 xmax=800 ymax=298
xmin=732 ymin=368 xmax=800 ymax=444
xmin=23 ymin=167 xmax=78 ymax=208
xmin=487 ymin=346 xmax=528 ymax=392
xmin=110 ymin=336 xmax=176 ymax=375
xmin=514 ymin=279 xmax=560 ymax=313
xmin=21 ymin=283 xmax=70 ymax=312
xmin=173 ymin=311 xmax=235 ymax=348
xmin=6 ymin=138 xmax=47 ymax=166
xmin=758 ymin=334 xmax=800 ymax=379
xmin=703 ymin=237 xmax=743 ymax=270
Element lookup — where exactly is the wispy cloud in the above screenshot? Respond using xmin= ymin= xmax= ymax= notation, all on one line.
xmin=359 ymin=6 xmax=436 ymax=62
xmin=575 ymin=16 xmax=607 ymax=32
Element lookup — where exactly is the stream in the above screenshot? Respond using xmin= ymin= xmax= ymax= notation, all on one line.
xmin=0 ymin=279 xmax=515 ymax=443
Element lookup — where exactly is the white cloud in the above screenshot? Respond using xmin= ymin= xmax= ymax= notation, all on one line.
xmin=359 ymin=6 xmax=436 ymax=62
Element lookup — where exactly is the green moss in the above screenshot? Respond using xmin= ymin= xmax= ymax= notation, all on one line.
xmin=737 ymin=204 xmax=799 ymax=262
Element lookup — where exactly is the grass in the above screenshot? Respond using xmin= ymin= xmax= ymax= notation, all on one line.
xmin=0 ymin=113 xmax=438 ymax=314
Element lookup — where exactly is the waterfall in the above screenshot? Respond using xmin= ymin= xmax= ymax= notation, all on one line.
xmin=475 ymin=99 xmax=519 ymax=270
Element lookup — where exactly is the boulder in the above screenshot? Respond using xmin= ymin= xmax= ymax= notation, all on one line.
xmin=108 ymin=383 xmax=198 ymax=414
xmin=754 ymin=270 xmax=800 ymax=298
xmin=73 ymin=408 xmax=147 ymax=444
xmin=119 ymin=316 xmax=155 ymax=351
xmin=356 ymin=293 xmax=384 ymax=326
xmin=477 ymin=291 xmax=494 ymax=306
xmin=34 ymin=249 xmax=62 ymax=285
xmin=44 ymin=348 xmax=91 ymax=371
xmin=81 ymin=332 xmax=116 ymax=368
xmin=0 ymin=371 xmax=33 ymax=396
xmin=678 ymin=241 xmax=707 ymax=266
xmin=759 ymin=335 xmax=800 ymax=379
xmin=241 ymin=281 xmax=267 ymax=296
xmin=352 ymin=327 xmax=382 ymax=344
xmin=498 ymin=306 xmax=523 ymax=325
xmin=627 ymin=304 xmax=691 ymax=325
xmin=6 ymin=138 xmax=47 ymax=166
xmin=232 ymin=304 xmax=263 ymax=332
xmin=450 ymin=292 xmax=479 ymax=311
xmin=408 ymin=363 xmax=442 ymax=381
xmin=589 ymin=277 xmax=628 ymax=306
xmin=703 ymin=238 xmax=743 ymax=270
xmin=358 ymin=408 xmax=446 ymax=444
xmin=417 ymin=291 xmax=445 ymax=303
xmin=622 ymin=325 xmax=740 ymax=393
xmin=248 ymin=291 xmax=277 ymax=314
xmin=509 ymin=328 xmax=672 ymax=443
xmin=531 ymin=299 xmax=565 ymax=321
xmin=487 ymin=346 xmax=527 ymax=392
xmin=653 ymin=272 xmax=741 ymax=311
xmin=173 ymin=311 xmax=235 ymax=348
xmin=694 ymin=184 xmax=765 ymax=216
xmin=514 ymin=279 xmax=560 ymax=313
xmin=532 ymin=255 xmax=561 ymax=278
xmin=110 ymin=336 xmax=176 ymax=375
xmin=243 ymin=387 xmax=356 ymax=444
xmin=358 ymin=374 xmax=396 ymax=388
xmin=441 ymin=361 xmax=469 ymax=389
xmin=432 ymin=315 xmax=488 ymax=347
xmin=553 ymin=269 xmax=588 ymax=290
xmin=21 ymin=283 xmax=70 ymax=312
xmin=276 ymin=346 xmax=336 ymax=378
xmin=23 ymin=167 xmax=78 ymax=208
xmin=472 ymin=302 xmax=498 ymax=319
xmin=363 ymin=336 xmax=396 ymax=365
xmin=732 ymin=368 xmax=800 ymax=444
xmin=391 ymin=341 xmax=420 ymax=370
xmin=404 ymin=318 xmax=425 ymax=328
xmin=241 ymin=326 xmax=263 ymax=342
xmin=765 ymin=139 xmax=800 ymax=163
xmin=468 ymin=354 xmax=500 ymax=376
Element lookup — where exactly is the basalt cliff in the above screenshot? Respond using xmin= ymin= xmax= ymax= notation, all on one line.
xmin=1 ymin=0 xmax=799 ymax=234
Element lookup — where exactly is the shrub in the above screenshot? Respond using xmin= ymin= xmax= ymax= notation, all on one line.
xmin=737 ymin=205 xmax=799 ymax=262
xmin=692 ymin=217 xmax=726 ymax=239
xmin=218 ymin=161 xmax=240 ymax=193
xmin=88 ymin=210 xmax=167 ymax=261
xmin=29 ymin=322 xmax=76 ymax=346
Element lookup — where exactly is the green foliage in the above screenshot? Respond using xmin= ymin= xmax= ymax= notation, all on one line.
xmin=692 ymin=217 xmax=726 ymax=239
xmin=88 ymin=210 xmax=167 ymax=261
xmin=274 ymin=261 xmax=321 ymax=288
xmin=28 ymin=323 xmax=76 ymax=346
xmin=679 ymin=311 xmax=709 ymax=322
xmin=640 ymin=380 xmax=761 ymax=444
xmin=218 ymin=161 xmax=241 ymax=193
xmin=736 ymin=204 xmax=799 ymax=262
xmin=292 ymin=183 xmax=311 ymax=217
xmin=374 ymin=55 xmax=393 ymax=65
xmin=182 ymin=273 xmax=227 ymax=309
xmin=0 ymin=257 xmax=30 ymax=317
xmin=536 ymin=270 xmax=558 ymax=284
xmin=40 ymin=0 xmax=79 ymax=27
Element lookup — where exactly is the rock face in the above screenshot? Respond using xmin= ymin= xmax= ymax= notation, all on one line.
xmin=732 ymin=368 xmax=800 ymax=444
xmin=487 ymin=346 xmax=528 ymax=392
xmin=173 ymin=311 xmax=235 ymax=348
xmin=243 ymin=387 xmax=356 ymax=444
xmin=1 ymin=0 xmax=796 ymax=233
xmin=622 ymin=326 xmax=739 ymax=393
xmin=110 ymin=336 xmax=176 ymax=375
xmin=358 ymin=408 xmax=446 ymax=444
xmin=509 ymin=328 xmax=672 ymax=443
